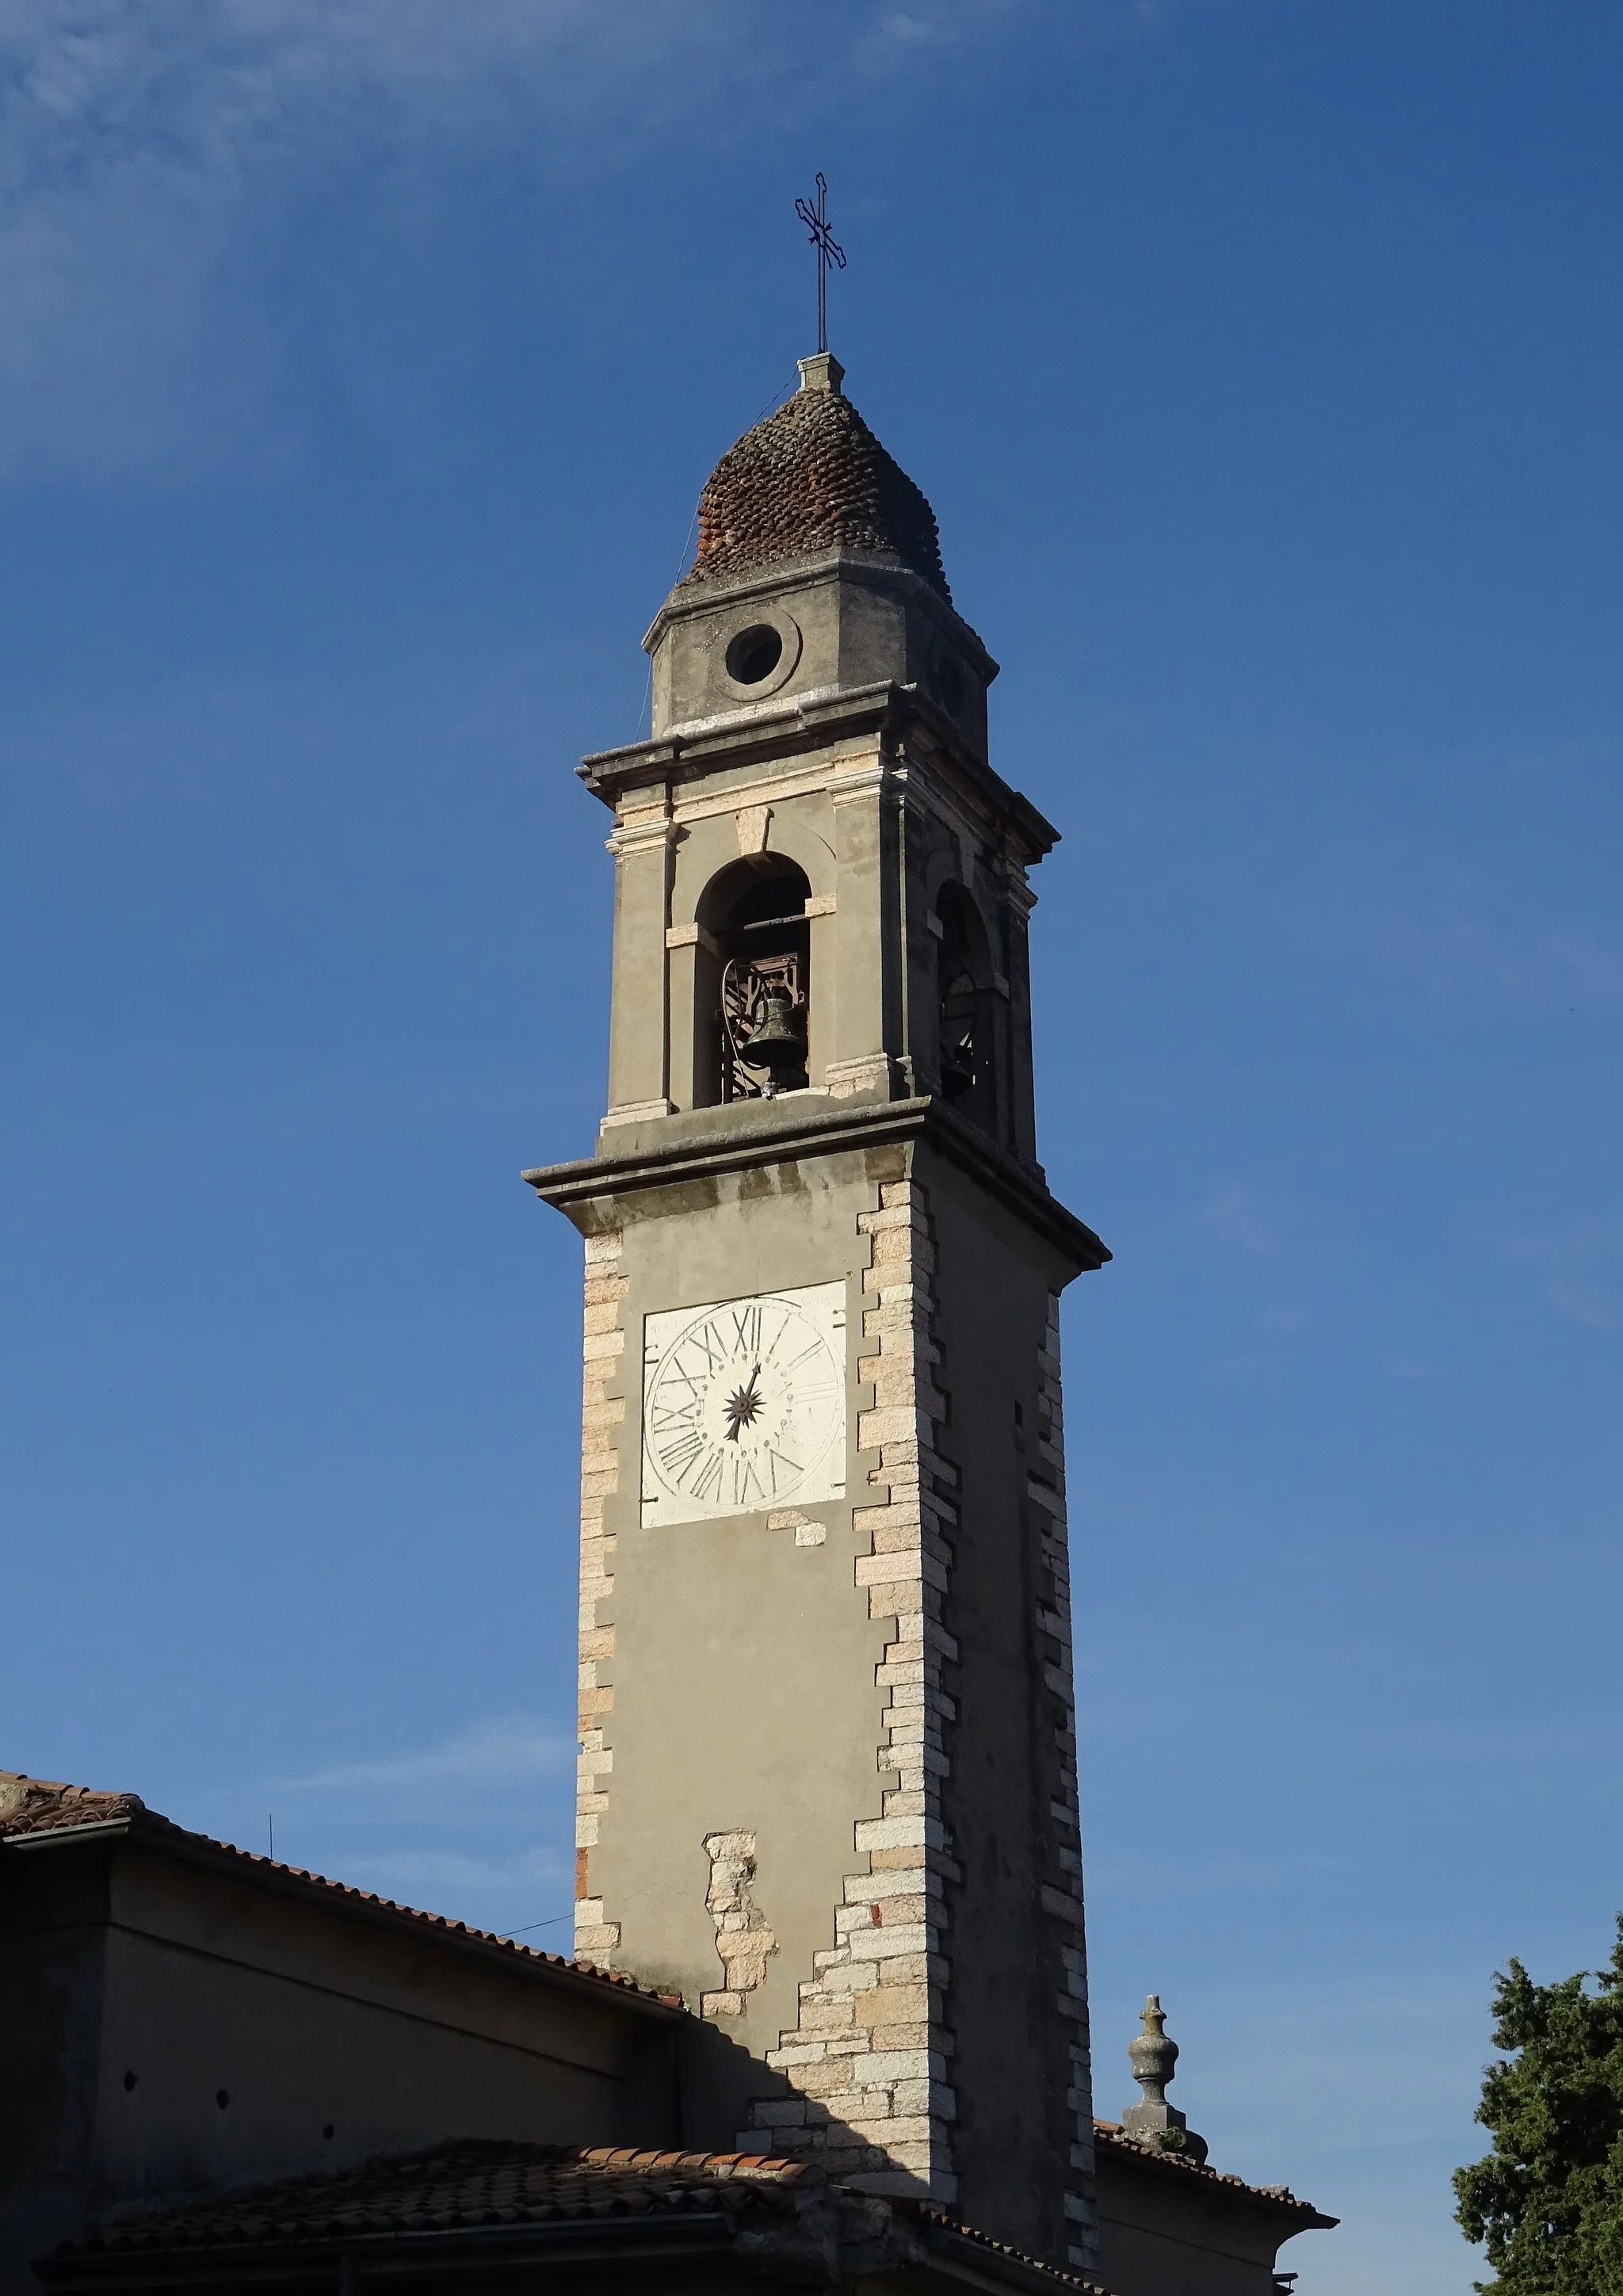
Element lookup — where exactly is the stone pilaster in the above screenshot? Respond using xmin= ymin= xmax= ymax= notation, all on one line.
xmin=1035 ymin=1290 xmax=1098 ymax=2271
xmin=741 ymin=1178 xmax=960 ymax=2204
xmin=573 ymin=1225 xmax=626 ymax=1964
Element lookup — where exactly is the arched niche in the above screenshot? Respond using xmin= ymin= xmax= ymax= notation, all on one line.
xmin=693 ymin=854 xmax=813 ymax=1106
xmin=934 ymin=882 xmax=999 ymax=1137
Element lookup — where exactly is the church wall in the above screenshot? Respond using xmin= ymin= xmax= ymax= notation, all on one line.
xmin=562 ymin=1116 xmax=1098 ymax=2270
xmin=736 ymin=1168 xmax=959 ymax=2199
xmin=1097 ymin=2160 xmax=1305 ymax=2296
xmin=0 ymin=1829 xmax=679 ymax=2290
xmin=570 ymin=1141 xmax=898 ymax=2148
xmin=652 ymin=563 xmax=846 ymax=734
xmin=0 ymin=1851 xmax=109 ymax=2296
xmin=919 ymin=1148 xmax=1095 ymax=2268
xmin=647 ymin=552 xmax=991 ymax=763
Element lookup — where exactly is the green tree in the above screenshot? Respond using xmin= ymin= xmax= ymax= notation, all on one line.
xmin=1455 ymin=1918 xmax=1623 ymax=2294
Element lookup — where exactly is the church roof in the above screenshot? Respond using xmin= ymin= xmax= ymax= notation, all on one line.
xmin=47 ymin=2138 xmax=1114 ymax=2294
xmin=681 ymin=353 xmax=951 ymax=603
xmin=52 ymin=2143 xmax=815 ymax=2255
xmin=0 ymin=1773 xmax=142 ymax=1836
xmin=0 ymin=1771 xmax=674 ymax=2011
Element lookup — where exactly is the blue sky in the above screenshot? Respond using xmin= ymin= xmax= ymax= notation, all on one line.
xmin=2 ymin=3 xmax=1621 ymax=2289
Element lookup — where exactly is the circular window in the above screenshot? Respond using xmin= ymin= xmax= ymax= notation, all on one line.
xmin=725 ymin=625 xmax=785 ymax=686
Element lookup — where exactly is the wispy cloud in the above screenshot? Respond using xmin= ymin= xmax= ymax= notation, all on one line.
xmin=334 ymin=1840 xmax=572 ymax=1912
xmin=1510 ymin=1220 xmax=1623 ymax=1332
xmin=1268 ymin=824 xmax=1623 ymax=1019
xmin=228 ymin=1713 xmax=578 ymax=1933
xmin=0 ymin=0 xmax=738 ymax=475
xmin=0 ymin=0 xmax=1202 ymax=481
xmin=1200 ymin=1179 xmax=1284 ymax=1257
xmin=272 ymin=1713 xmax=572 ymax=1797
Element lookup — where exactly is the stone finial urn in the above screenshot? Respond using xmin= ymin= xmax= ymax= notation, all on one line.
xmin=1122 ymin=1994 xmax=1208 ymax=2163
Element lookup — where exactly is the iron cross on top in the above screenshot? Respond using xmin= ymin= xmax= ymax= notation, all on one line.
xmin=795 ymin=172 xmax=846 ymax=355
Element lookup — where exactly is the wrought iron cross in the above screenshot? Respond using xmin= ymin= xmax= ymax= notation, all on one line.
xmin=794 ymin=172 xmax=846 ymax=355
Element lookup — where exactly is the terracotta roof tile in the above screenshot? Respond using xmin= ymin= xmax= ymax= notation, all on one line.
xmin=56 ymin=2141 xmax=1117 ymax=2294
xmin=0 ymin=1773 xmax=672 ymax=2009
xmin=0 ymin=1773 xmax=144 ymax=1836
xmin=57 ymin=2142 xmax=818 ymax=2256
xmin=682 ymin=380 xmax=950 ymax=602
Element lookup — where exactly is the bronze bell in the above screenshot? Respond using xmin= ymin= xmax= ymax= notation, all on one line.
xmin=940 ymin=1027 xmax=976 ymax=1100
xmin=741 ymin=982 xmax=805 ymax=1077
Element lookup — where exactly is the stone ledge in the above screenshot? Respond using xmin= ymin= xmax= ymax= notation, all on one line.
xmin=524 ymin=1095 xmax=1108 ymax=1274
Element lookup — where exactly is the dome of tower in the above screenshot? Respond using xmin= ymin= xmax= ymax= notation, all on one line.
xmin=680 ymin=353 xmax=951 ymax=603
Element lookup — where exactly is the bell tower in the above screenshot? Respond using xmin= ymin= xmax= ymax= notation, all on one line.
xmin=525 ymin=352 xmax=1109 ymax=2273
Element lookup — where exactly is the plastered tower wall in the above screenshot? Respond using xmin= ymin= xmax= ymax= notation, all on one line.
xmin=526 ymin=355 xmax=1107 ymax=2273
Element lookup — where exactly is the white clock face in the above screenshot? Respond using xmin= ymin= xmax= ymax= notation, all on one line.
xmin=640 ymin=1281 xmax=846 ymax=1526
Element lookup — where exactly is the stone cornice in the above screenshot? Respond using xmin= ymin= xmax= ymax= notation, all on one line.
xmin=523 ymin=1095 xmax=1109 ymax=1275
xmin=578 ymin=682 xmax=1060 ymax=865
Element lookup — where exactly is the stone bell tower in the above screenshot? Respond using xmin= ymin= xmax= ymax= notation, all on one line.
xmin=525 ymin=352 xmax=1109 ymax=2272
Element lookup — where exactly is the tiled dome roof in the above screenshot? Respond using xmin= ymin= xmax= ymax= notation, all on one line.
xmin=682 ymin=356 xmax=950 ymax=602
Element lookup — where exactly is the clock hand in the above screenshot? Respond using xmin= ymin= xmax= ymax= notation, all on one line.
xmin=724 ymin=1362 xmax=762 ymax=1442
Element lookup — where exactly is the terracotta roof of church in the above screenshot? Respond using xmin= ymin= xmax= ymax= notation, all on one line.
xmin=0 ymin=1775 xmax=143 ymax=1836
xmin=50 ymin=2139 xmax=1114 ymax=2293
xmin=0 ymin=1772 xmax=674 ymax=2009
xmin=682 ymin=356 xmax=951 ymax=603
xmin=53 ymin=2143 xmax=815 ymax=2254
xmin=1092 ymin=2123 xmax=1336 ymax=2225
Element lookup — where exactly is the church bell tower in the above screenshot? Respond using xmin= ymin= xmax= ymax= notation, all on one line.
xmin=525 ymin=351 xmax=1109 ymax=2273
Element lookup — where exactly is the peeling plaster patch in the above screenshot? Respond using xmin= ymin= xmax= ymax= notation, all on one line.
xmin=768 ymin=1507 xmax=828 ymax=1545
xmin=701 ymin=1830 xmax=778 ymax=2017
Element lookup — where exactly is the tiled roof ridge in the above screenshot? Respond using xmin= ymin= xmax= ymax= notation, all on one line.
xmin=679 ymin=380 xmax=951 ymax=602
xmin=57 ymin=2140 xmax=821 ymax=2257
xmin=0 ymin=1771 xmax=145 ymax=1833
xmin=1092 ymin=2122 xmax=1329 ymax=2218
xmin=0 ymin=1771 xmax=674 ymax=2008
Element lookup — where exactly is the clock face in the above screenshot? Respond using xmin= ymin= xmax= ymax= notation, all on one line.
xmin=640 ymin=1281 xmax=846 ymax=1526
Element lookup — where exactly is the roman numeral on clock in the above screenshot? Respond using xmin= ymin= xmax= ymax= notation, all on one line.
xmin=658 ymin=1428 xmax=705 ymax=1481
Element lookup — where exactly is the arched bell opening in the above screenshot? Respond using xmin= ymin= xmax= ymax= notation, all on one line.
xmin=934 ymin=884 xmax=997 ymax=1137
xmin=694 ymin=857 xmax=812 ymax=1104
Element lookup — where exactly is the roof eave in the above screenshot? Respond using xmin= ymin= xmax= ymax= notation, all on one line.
xmin=914 ymin=2216 xmax=1114 ymax=2296
xmin=38 ymin=2211 xmax=747 ymax=2288
xmin=2 ymin=1810 xmax=681 ymax=2021
xmin=1092 ymin=2132 xmax=1335 ymax=2229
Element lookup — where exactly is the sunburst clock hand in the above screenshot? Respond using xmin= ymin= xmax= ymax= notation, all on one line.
xmin=724 ymin=1362 xmax=762 ymax=1442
